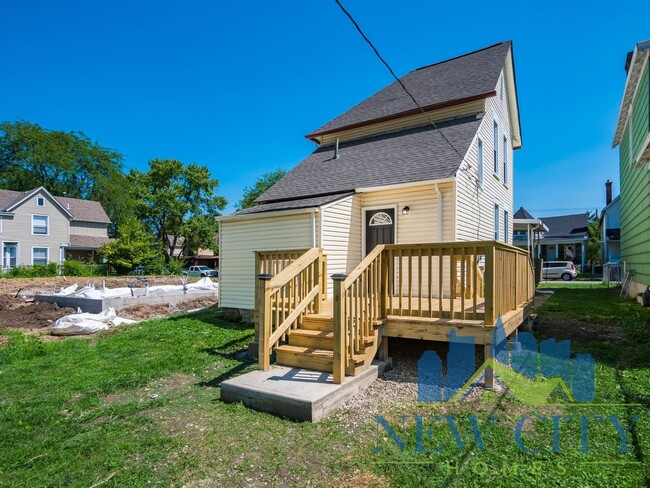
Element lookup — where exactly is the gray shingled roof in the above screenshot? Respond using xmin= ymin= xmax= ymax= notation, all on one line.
xmin=514 ymin=207 xmax=535 ymax=219
xmin=256 ymin=115 xmax=482 ymax=204
xmin=540 ymin=213 xmax=589 ymax=239
xmin=68 ymin=235 xmax=112 ymax=248
xmin=0 ymin=188 xmax=111 ymax=223
xmin=235 ymin=193 xmax=354 ymax=216
xmin=308 ymin=41 xmax=511 ymax=137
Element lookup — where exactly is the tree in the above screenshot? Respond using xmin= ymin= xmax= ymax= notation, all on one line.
xmin=0 ymin=120 xmax=134 ymax=234
xmin=237 ymin=168 xmax=287 ymax=210
xmin=128 ymin=159 xmax=227 ymax=261
xmin=97 ymin=217 xmax=159 ymax=273
xmin=586 ymin=218 xmax=601 ymax=266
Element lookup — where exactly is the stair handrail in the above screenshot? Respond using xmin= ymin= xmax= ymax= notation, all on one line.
xmin=257 ymin=247 xmax=324 ymax=371
xmin=332 ymin=244 xmax=386 ymax=384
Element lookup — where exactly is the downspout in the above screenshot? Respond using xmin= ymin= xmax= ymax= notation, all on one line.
xmin=433 ymin=183 xmax=443 ymax=241
xmin=310 ymin=209 xmax=317 ymax=248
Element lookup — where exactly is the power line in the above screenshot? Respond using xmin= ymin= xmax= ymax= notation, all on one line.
xmin=333 ymin=0 xmax=467 ymax=164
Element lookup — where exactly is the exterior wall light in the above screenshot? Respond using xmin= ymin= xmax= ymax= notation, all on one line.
xmin=402 ymin=206 xmax=410 ymax=215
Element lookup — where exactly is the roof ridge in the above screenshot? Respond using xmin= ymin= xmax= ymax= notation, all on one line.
xmin=413 ymin=40 xmax=512 ymax=72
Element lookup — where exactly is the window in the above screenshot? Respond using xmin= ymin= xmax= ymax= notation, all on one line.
xmin=369 ymin=212 xmax=393 ymax=226
xmin=32 ymin=247 xmax=49 ymax=266
xmin=503 ymin=135 xmax=508 ymax=185
xmin=504 ymin=211 xmax=509 ymax=244
xmin=477 ymin=139 xmax=484 ymax=185
xmin=37 ymin=197 xmax=45 ymax=207
xmin=494 ymin=204 xmax=500 ymax=241
xmin=32 ymin=215 xmax=48 ymax=235
xmin=493 ymin=121 xmax=499 ymax=174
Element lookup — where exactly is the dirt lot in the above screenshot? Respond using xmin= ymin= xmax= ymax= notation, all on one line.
xmin=0 ymin=276 xmax=218 ymax=336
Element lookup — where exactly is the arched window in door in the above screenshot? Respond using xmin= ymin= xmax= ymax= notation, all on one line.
xmin=369 ymin=212 xmax=393 ymax=226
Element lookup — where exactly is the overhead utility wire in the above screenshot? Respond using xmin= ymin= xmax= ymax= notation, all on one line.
xmin=333 ymin=0 xmax=467 ymax=164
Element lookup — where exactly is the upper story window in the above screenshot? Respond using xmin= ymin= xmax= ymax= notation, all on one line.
xmin=36 ymin=197 xmax=45 ymax=207
xmin=477 ymin=138 xmax=484 ymax=185
xmin=32 ymin=215 xmax=49 ymax=235
xmin=493 ymin=121 xmax=499 ymax=175
xmin=503 ymin=135 xmax=508 ymax=186
xmin=494 ymin=203 xmax=500 ymax=241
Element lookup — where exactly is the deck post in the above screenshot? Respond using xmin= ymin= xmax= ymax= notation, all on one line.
xmin=257 ymin=274 xmax=273 ymax=371
xmin=484 ymin=245 xmax=496 ymax=326
xmin=484 ymin=342 xmax=494 ymax=389
xmin=380 ymin=251 xmax=388 ymax=318
xmin=332 ymin=274 xmax=348 ymax=384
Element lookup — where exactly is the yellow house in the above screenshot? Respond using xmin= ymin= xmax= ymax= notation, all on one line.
xmin=218 ymin=41 xmax=533 ymax=385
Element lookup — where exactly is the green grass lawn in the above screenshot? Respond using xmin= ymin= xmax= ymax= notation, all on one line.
xmin=1 ymin=290 xmax=649 ymax=487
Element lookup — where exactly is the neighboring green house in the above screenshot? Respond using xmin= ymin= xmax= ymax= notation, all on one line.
xmin=613 ymin=40 xmax=650 ymax=299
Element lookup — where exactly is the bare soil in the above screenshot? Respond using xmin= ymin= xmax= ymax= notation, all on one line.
xmin=536 ymin=317 xmax=629 ymax=344
xmin=0 ymin=275 xmax=219 ymax=337
xmin=0 ymin=275 xmax=203 ymax=297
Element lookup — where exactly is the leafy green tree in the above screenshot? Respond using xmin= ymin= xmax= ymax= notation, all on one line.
xmin=237 ymin=168 xmax=287 ymax=210
xmin=128 ymin=159 xmax=226 ymax=261
xmin=0 ymin=120 xmax=134 ymax=234
xmin=587 ymin=218 xmax=601 ymax=266
xmin=97 ymin=217 xmax=159 ymax=273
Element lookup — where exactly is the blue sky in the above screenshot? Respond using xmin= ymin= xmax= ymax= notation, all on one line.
xmin=1 ymin=1 xmax=648 ymax=216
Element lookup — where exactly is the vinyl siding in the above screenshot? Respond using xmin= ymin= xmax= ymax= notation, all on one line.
xmin=318 ymin=100 xmax=484 ymax=146
xmin=70 ymin=221 xmax=109 ymax=237
xmin=620 ymin=60 xmax=650 ymax=290
xmin=456 ymin=85 xmax=514 ymax=243
xmin=320 ymin=195 xmax=361 ymax=296
xmin=219 ymin=212 xmax=315 ymax=310
xmin=0 ymin=191 xmax=70 ymax=264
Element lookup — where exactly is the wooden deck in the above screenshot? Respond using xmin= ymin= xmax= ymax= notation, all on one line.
xmin=256 ymin=242 xmax=536 ymax=384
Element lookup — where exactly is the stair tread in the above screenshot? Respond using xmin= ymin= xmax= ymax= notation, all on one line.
xmin=275 ymin=345 xmax=365 ymax=364
xmin=302 ymin=314 xmax=334 ymax=321
xmin=291 ymin=329 xmax=333 ymax=338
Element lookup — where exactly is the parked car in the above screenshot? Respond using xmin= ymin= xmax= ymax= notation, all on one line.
xmin=542 ymin=261 xmax=577 ymax=281
xmin=183 ymin=265 xmax=218 ymax=277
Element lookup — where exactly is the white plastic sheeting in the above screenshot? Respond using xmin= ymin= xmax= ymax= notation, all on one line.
xmin=54 ymin=277 xmax=219 ymax=299
xmin=52 ymin=308 xmax=138 ymax=336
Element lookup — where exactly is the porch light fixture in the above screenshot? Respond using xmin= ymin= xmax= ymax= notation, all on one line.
xmin=402 ymin=206 xmax=410 ymax=215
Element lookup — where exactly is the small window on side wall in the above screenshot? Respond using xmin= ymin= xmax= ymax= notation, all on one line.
xmin=37 ymin=197 xmax=45 ymax=207
xmin=477 ymin=138 xmax=484 ymax=185
xmin=494 ymin=204 xmax=500 ymax=241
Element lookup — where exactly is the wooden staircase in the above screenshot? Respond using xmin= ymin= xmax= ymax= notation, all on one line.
xmin=274 ymin=313 xmax=382 ymax=377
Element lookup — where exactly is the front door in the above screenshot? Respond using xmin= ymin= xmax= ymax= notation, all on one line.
xmin=365 ymin=208 xmax=395 ymax=255
xmin=3 ymin=243 xmax=17 ymax=269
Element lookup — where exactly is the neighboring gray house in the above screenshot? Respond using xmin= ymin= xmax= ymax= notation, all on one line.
xmin=513 ymin=208 xmax=589 ymax=269
xmin=0 ymin=187 xmax=111 ymax=268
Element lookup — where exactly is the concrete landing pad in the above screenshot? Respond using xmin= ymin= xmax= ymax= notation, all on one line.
xmin=220 ymin=361 xmax=386 ymax=422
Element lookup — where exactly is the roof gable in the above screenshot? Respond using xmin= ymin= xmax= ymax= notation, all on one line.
xmin=514 ymin=207 xmax=535 ymax=219
xmin=307 ymin=41 xmax=513 ymax=140
xmin=540 ymin=213 xmax=589 ymax=239
xmin=0 ymin=187 xmax=110 ymax=223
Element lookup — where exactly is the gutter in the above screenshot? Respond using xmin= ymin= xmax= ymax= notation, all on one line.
xmin=217 ymin=207 xmax=319 ymax=223
xmin=356 ymin=177 xmax=456 ymax=194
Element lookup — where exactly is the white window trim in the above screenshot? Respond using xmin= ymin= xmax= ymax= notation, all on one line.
xmin=36 ymin=197 xmax=45 ymax=207
xmin=477 ymin=138 xmax=484 ymax=186
xmin=503 ymin=135 xmax=508 ymax=187
xmin=2 ymin=241 xmax=20 ymax=269
xmin=494 ymin=201 xmax=501 ymax=241
xmin=31 ymin=214 xmax=49 ymax=236
xmin=31 ymin=246 xmax=49 ymax=266
xmin=361 ymin=204 xmax=398 ymax=258
xmin=493 ymin=119 xmax=499 ymax=176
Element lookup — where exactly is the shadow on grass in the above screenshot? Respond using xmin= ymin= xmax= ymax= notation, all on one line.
xmin=166 ymin=306 xmax=255 ymax=332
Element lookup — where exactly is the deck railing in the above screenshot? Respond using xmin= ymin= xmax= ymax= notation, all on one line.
xmin=256 ymin=248 xmax=325 ymax=370
xmin=332 ymin=241 xmax=534 ymax=383
xmin=332 ymin=245 xmax=385 ymax=383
